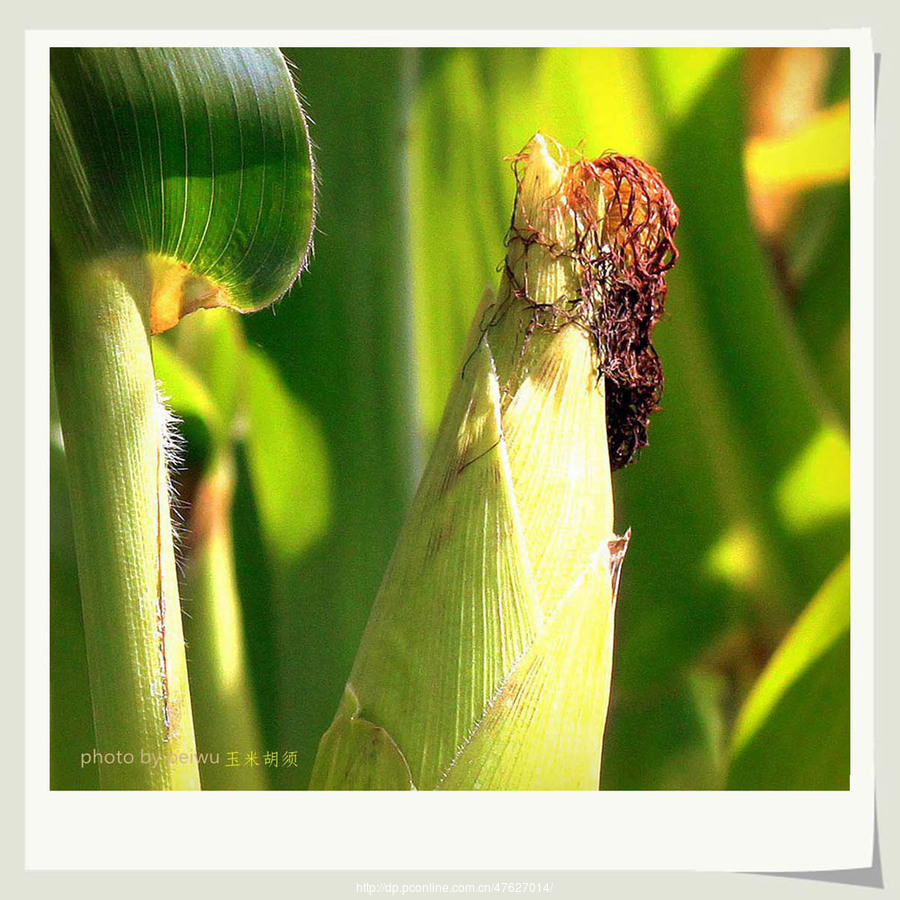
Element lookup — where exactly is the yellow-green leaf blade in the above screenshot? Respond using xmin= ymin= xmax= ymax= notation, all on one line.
xmin=728 ymin=555 xmax=850 ymax=789
xmin=242 ymin=346 xmax=333 ymax=565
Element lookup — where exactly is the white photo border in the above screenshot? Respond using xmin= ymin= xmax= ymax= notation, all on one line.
xmin=26 ymin=28 xmax=875 ymax=872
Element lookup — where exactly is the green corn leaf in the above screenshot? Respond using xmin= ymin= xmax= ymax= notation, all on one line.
xmin=51 ymin=47 xmax=314 ymax=331
xmin=728 ymin=555 xmax=850 ymax=789
xmin=241 ymin=345 xmax=332 ymax=566
xmin=791 ymin=185 xmax=851 ymax=427
xmin=645 ymin=49 xmax=849 ymax=602
xmin=170 ymin=306 xmax=246 ymax=428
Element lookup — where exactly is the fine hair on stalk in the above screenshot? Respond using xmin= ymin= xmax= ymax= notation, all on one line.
xmin=154 ymin=384 xmax=188 ymax=572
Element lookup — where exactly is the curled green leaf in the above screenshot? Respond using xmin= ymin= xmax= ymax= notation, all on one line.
xmin=51 ymin=47 xmax=315 ymax=331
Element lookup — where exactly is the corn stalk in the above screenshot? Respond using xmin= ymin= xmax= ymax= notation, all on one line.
xmin=50 ymin=48 xmax=314 ymax=789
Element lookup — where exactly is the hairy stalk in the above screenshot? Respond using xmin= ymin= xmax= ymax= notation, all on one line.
xmin=51 ymin=257 xmax=199 ymax=790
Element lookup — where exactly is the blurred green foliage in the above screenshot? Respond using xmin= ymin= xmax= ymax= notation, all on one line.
xmin=51 ymin=46 xmax=851 ymax=790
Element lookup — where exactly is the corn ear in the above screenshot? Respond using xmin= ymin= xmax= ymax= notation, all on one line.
xmin=311 ymin=133 xmax=678 ymax=790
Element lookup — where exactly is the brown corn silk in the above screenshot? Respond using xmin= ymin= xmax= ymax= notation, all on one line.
xmin=504 ymin=149 xmax=680 ymax=468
